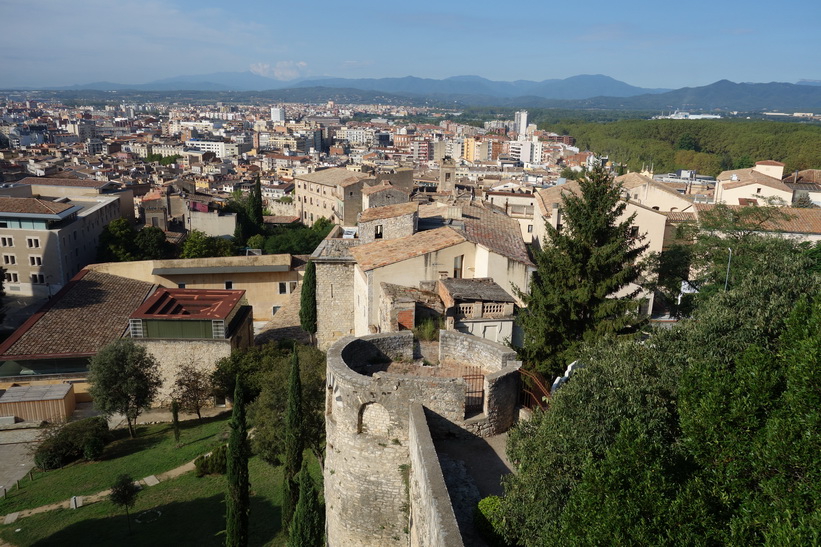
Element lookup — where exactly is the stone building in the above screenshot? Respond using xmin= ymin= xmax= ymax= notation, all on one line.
xmin=325 ymin=330 xmax=521 ymax=546
xmin=356 ymin=202 xmax=418 ymax=244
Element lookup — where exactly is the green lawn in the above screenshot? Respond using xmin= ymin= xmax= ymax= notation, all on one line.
xmin=0 ymin=457 xmax=287 ymax=546
xmin=0 ymin=414 xmax=231 ymax=515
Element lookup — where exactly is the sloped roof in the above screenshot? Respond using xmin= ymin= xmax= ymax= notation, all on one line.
xmin=350 ymin=226 xmax=466 ymax=271
xmin=17 ymin=176 xmax=112 ymax=189
xmin=359 ymin=202 xmax=417 ymax=223
xmin=459 ymin=204 xmax=533 ymax=266
xmin=131 ymin=288 xmax=244 ymax=320
xmin=295 ymin=168 xmax=371 ymax=187
xmin=693 ymin=204 xmax=821 ymax=234
xmin=717 ymin=169 xmax=792 ymax=192
xmin=0 ymin=271 xmax=155 ymax=360
xmin=0 ymin=197 xmax=74 ymax=215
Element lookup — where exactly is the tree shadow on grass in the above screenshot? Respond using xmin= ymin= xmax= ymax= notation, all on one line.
xmin=32 ymin=494 xmax=281 ymax=547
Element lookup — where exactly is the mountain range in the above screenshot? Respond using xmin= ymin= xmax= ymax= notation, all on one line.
xmin=9 ymin=73 xmax=821 ymax=111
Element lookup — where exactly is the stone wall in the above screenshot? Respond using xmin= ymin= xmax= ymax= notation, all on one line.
xmin=358 ymin=213 xmax=416 ymax=244
xmin=316 ymin=261 xmax=356 ymax=351
xmin=325 ymin=331 xmax=522 ymax=546
xmin=135 ymin=338 xmax=232 ymax=405
xmin=408 ymin=404 xmax=464 ymax=547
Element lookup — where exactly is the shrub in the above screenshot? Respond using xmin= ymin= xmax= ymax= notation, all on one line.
xmin=475 ymin=495 xmax=507 ymax=547
xmin=414 ymin=317 xmax=441 ymax=341
xmin=194 ymin=444 xmax=228 ymax=477
xmin=34 ymin=416 xmax=111 ymax=470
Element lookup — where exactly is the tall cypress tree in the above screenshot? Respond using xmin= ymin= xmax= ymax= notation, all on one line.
xmin=248 ymin=175 xmax=264 ymax=231
xmin=299 ymin=260 xmax=317 ymax=340
xmin=519 ymin=163 xmax=648 ymax=377
xmin=288 ymin=460 xmax=324 ymax=547
xmin=226 ymin=375 xmax=250 ymax=547
xmin=282 ymin=349 xmax=304 ymax=530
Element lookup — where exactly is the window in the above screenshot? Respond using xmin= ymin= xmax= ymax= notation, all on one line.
xmin=278 ymin=282 xmax=287 ymax=294
xmin=177 ymin=283 xmax=186 ymax=289
xmin=453 ymin=255 xmax=464 ymax=279
xmin=29 ymin=255 xmax=42 ymax=266
xmin=31 ymin=273 xmax=45 ymax=284
xmin=527 ymin=225 xmax=533 ymax=233
xmin=756 ymin=187 xmax=762 ymax=194
xmin=225 ymin=281 xmax=233 ymax=290
xmin=4 ymin=272 xmax=18 ymax=283
xmin=1 ymin=237 xmax=13 ymax=247
xmin=26 ymin=237 xmax=40 ymax=248
xmin=375 ymin=225 xmax=383 ymax=239
xmin=3 ymin=254 xmax=15 ymax=265
xmin=630 ymin=226 xmax=640 ymax=238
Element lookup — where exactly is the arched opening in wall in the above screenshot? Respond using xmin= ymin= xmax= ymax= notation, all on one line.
xmin=357 ymin=402 xmax=391 ymax=436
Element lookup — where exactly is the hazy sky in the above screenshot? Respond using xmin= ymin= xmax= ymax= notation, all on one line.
xmin=1 ymin=0 xmax=819 ymax=89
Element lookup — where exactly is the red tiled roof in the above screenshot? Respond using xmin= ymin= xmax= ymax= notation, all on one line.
xmin=0 ymin=197 xmax=74 ymax=215
xmin=131 ymin=288 xmax=244 ymax=320
xmin=0 ymin=271 xmax=155 ymax=360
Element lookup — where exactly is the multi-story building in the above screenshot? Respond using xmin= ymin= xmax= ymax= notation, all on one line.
xmin=294 ymin=168 xmax=375 ymax=226
xmin=0 ymin=194 xmax=121 ymax=297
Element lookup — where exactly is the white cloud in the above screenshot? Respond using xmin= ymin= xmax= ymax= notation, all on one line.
xmin=251 ymin=61 xmax=308 ymax=81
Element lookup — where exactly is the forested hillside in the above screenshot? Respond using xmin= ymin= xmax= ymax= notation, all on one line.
xmin=538 ymin=119 xmax=821 ymax=176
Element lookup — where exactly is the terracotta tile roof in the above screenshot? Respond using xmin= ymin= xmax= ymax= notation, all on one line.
xmin=359 ymin=202 xmax=417 ymax=222
xmin=459 ymin=204 xmax=533 ymax=266
xmin=784 ymin=169 xmax=821 ymax=185
xmin=295 ymin=168 xmax=371 ymax=187
xmin=362 ymin=181 xmax=407 ymax=196
xmin=534 ymin=181 xmax=582 ymax=217
xmin=693 ymin=204 xmax=821 ymax=234
xmin=663 ymin=211 xmax=696 ymax=222
xmin=0 ymin=197 xmax=74 ymax=215
xmin=616 ymin=172 xmax=654 ymax=189
xmin=756 ymin=160 xmax=785 ymax=166
xmin=0 ymin=271 xmax=155 ymax=360
xmin=717 ymin=169 xmax=792 ymax=192
xmin=350 ymin=226 xmax=466 ymax=271
xmin=17 ymin=176 xmax=112 ymax=188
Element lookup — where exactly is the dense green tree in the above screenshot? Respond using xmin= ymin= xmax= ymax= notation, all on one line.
xmin=282 ymin=350 xmax=304 ymax=531
xmin=500 ymin=234 xmax=820 ymax=546
xmin=172 ymin=363 xmax=212 ymax=422
xmin=263 ymin=218 xmax=333 ymax=256
xmin=517 ymin=164 xmax=648 ymax=376
xmin=88 ymin=339 xmax=161 ymax=438
xmin=287 ymin=460 xmax=324 ymax=547
xmin=245 ymin=343 xmax=325 ymax=467
xmin=299 ymin=260 xmax=317 ymax=338
xmin=248 ymin=176 xmax=264 ymax=230
xmin=110 ymin=473 xmax=140 ymax=534
xmin=98 ymin=218 xmax=137 ymax=262
xmin=133 ymin=226 xmax=173 ymax=259
xmin=181 ymin=230 xmax=236 ymax=258
xmin=225 ymin=376 xmax=250 ymax=547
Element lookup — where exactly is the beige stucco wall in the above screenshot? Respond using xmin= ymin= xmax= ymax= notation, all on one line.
xmin=87 ymin=258 xmax=299 ymax=322
xmin=718 ymin=184 xmax=792 ymax=206
xmin=627 ymin=184 xmax=693 ymax=212
xmin=354 ymin=241 xmax=477 ymax=336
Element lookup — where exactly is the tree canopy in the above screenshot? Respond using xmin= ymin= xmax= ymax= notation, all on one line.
xmin=517 ymin=164 xmax=647 ymax=376
xmin=499 ymin=234 xmax=821 ymax=546
xmin=180 ymin=230 xmax=236 ymax=259
xmin=97 ymin=219 xmax=173 ymax=262
xmin=88 ymin=339 xmax=161 ymax=438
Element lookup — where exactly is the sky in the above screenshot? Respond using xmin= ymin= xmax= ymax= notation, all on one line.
xmin=1 ymin=0 xmax=819 ymax=89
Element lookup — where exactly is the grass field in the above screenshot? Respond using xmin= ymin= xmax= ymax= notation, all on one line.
xmin=0 ymin=414 xmax=312 ymax=546
xmin=0 ymin=457 xmax=286 ymax=546
xmin=0 ymin=414 xmax=232 ymax=515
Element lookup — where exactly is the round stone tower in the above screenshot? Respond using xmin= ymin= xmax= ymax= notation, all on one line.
xmin=324 ymin=330 xmax=521 ymax=546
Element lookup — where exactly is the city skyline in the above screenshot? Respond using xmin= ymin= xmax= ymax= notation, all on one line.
xmin=1 ymin=0 xmax=819 ymax=90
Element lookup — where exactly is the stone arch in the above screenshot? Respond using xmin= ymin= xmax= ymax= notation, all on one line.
xmin=357 ymin=402 xmax=391 ymax=436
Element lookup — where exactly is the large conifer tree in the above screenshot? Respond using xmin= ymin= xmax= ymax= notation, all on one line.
xmin=226 ymin=375 xmax=250 ymax=547
xmin=282 ymin=350 xmax=304 ymax=530
xmin=519 ymin=164 xmax=648 ymax=376
xmin=299 ymin=260 xmax=317 ymax=339
xmin=287 ymin=460 xmax=324 ymax=546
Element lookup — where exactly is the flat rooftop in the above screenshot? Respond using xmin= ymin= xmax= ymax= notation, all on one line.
xmin=131 ymin=288 xmax=245 ymax=320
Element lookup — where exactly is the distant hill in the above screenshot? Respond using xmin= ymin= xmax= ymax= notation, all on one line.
xmin=292 ymin=74 xmax=670 ymax=99
xmin=16 ymin=75 xmax=821 ymax=112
